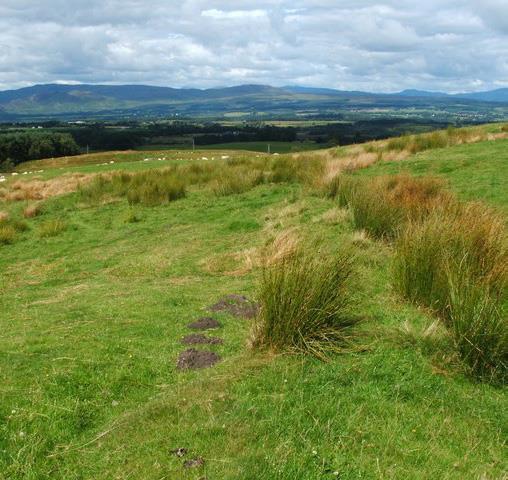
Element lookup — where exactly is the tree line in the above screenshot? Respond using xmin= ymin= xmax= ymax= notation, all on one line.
xmin=0 ymin=131 xmax=79 ymax=170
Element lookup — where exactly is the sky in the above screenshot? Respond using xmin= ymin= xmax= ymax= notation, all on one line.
xmin=0 ymin=0 xmax=507 ymax=93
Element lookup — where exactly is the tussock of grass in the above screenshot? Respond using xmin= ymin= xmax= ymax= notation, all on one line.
xmin=124 ymin=209 xmax=142 ymax=223
xmin=23 ymin=203 xmax=44 ymax=218
xmin=393 ymin=201 xmax=507 ymax=381
xmin=127 ymin=175 xmax=186 ymax=206
xmin=38 ymin=219 xmax=67 ymax=238
xmin=268 ymin=155 xmax=326 ymax=187
xmin=338 ymin=174 xmax=447 ymax=238
xmin=81 ymin=170 xmax=186 ymax=206
xmin=326 ymin=174 xmax=359 ymax=206
xmin=252 ymin=246 xmax=358 ymax=357
xmin=448 ymin=264 xmax=507 ymax=382
xmin=0 ymin=224 xmax=16 ymax=244
xmin=0 ymin=213 xmax=29 ymax=230
xmin=210 ymin=167 xmax=264 ymax=196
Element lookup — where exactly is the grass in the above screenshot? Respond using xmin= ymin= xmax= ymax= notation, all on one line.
xmin=0 ymin=123 xmax=507 ymax=479
xmin=392 ymin=202 xmax=507 ymax=381
xmin=356 ymin=137 xmax=508 ymax=213
xmin=448 ymin=265 xmax=507 ymax=382
xmin=383 ymin=126 xmax=488 ymax=155
xmin=0 ymin=224 xmax=17 ymax=244
xmin=335 ymin=174 xmax=448 ymax=238
xmin=252 ymin=246 xmax=358 ymax=357
xmin=210 ymin=167 xmax=265 ymax=196
xmin=38 ymin=218 xmax=67 ymax=238
xmin=80 ymin=170 xmax=186 ymax=206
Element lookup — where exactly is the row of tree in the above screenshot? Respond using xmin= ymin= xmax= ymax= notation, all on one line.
xmin=0 ymin=131 xmax=79 ymax=169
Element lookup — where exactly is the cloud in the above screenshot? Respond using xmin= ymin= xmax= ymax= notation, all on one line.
xmin=0 ymin=0 xmax=507 ymax=92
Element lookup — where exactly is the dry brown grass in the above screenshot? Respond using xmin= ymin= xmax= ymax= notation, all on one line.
xmin=313 ymin=207 xmax=350 ymax=225
xmin=2 ymin=173 xmax=95 ymax=202
xmin=350 ymin=229 xmax=371 ymax=247
xmin=310 ymin=126 xmax=508 ymax=181
xmin=200 ymin=229 xmax=300 ymax=276
xmin=341 ymin=174 xmax=450 ymax=238
xmin=263 ymin=200 xmax=307 ymax=234
xmin=0 ymin=210 xmax=9 ymax=222
xmin=23 ymin=203 xmax=44 ymax=218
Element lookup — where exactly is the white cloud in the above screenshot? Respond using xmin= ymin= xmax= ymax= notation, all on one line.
xmin=201 ymin=9 xmax=267 ymax=20
xmin=0 ymin=0 xmax=507 ymax=92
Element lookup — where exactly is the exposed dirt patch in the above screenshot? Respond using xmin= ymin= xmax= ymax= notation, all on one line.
xmin=183 ymin=457 xmax=205 ymax=468
xmin=170 ymin=447 xmax=188 ymax=457
xmin=181 ymin=334 xmax=223 ymax=345
xmin=177 ymin=349 xmax=221 ymax=370
xmin=187 ymin=317 xmax=221 ymax=330
xmin=209 ymin=294 xmax=259 ymax=319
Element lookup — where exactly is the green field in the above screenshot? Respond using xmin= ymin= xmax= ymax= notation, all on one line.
xmin=136 ymin=141 xmax=322 ymax=154
xmin=0 ymin=129 xmax=506 ymax=479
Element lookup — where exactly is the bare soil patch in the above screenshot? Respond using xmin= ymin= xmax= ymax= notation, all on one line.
xmin=183 ymin=457 xmax=205 ymax=468
xmin=176 ymin=349 xmax=221 ymax=370
xmin=187 ymin=317 xmax=221 ymax=330
xmin=209 ymin=294 xmax=259 ymax=319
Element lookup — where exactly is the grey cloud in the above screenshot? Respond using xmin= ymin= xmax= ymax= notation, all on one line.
xmin=0 ymin=1 xmax=507 ymax=92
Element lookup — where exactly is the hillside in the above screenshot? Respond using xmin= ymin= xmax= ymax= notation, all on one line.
xmin=1 ymin=83 xmax=508 ymax=120
xmin=0 ymin=124 xmax=507 ymax=479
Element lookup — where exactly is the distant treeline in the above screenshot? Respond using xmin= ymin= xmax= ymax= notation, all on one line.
xmin=0 ymin=131 xmax=79 ymax=169
xmin=0 ymin=118 xmax=458 ymax=167
xmin=67 ymin=123 xmax=298 ymax=149
xmin=58 ymin=120 xmax=451 ymax=150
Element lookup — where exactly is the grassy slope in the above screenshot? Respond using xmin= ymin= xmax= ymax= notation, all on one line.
xmin=356 ymin=138 xmax=508 ymax=213
xmin=0 ymin=137 xmax=507 ymax=479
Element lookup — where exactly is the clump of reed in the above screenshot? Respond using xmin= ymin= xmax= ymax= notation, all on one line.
xmin=252 ymin=245 xmax=358 ymax=358
xmin=210 ymin=167 xmax=265 ymax=196
xmin=332 ymin=174 xmax=447 ymax=238
xmin=0 ymin=212 xmax=29 ymax=245
xmin=393 ymin=201 xmax=507 ymax=382
xmin=80 ymin=169 xmax=186 ymax=206
xmin=0 ymin=224 xmax=16 ymax=244
xmin=38 ymin=218 xmax=67 ymax=238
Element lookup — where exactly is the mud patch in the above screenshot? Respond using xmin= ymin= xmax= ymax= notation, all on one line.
xmin=181 ymin=334 xmax=224 ymax=345
xmin=177 ymin=349 xmax=221 ymax=370
xmin=187 ymin=317 xmax=221 ymax=330
xmin=209 ymin=294 xmax=259 ymax=319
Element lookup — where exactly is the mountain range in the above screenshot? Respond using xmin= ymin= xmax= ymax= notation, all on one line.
xmin=1 ymin=83 xmax=507 ymax=120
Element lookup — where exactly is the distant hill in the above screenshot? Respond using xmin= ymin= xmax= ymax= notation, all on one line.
xmin=454 ymin=88 xmax=508 ymax=103
xmin=0 ymin=83 xmax=507 ymax=120
xmin=397 ymin=89 xmax=449 ymax=98
xmin=397 ymin=88 xmax=508 ymax=103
